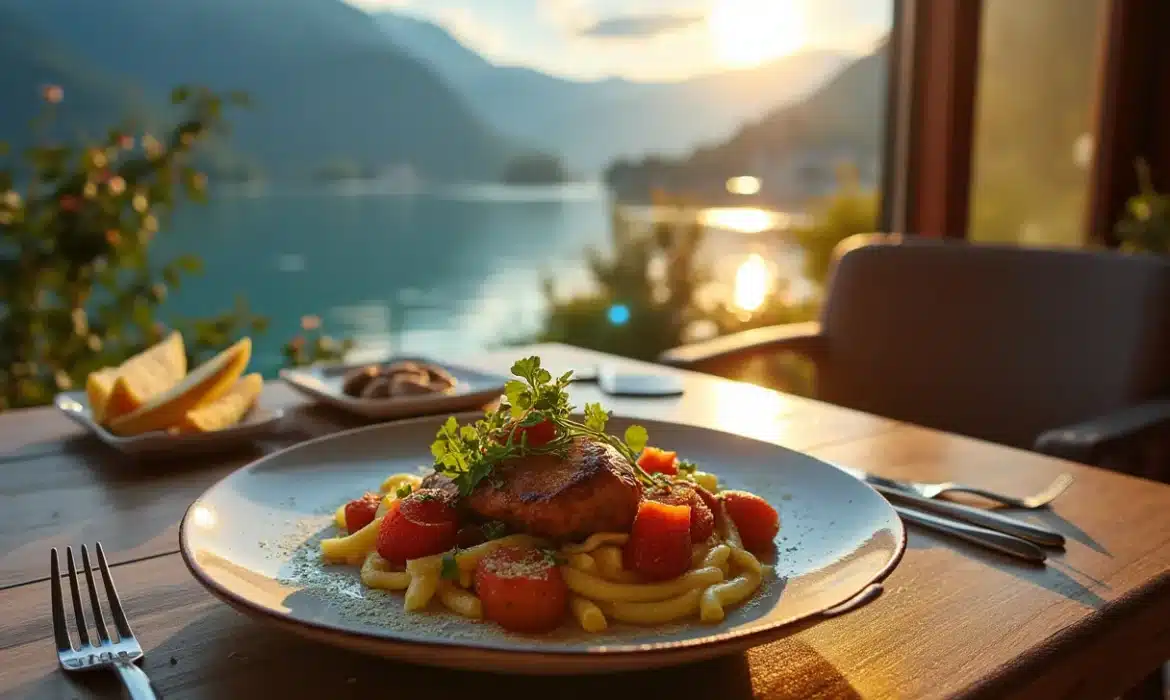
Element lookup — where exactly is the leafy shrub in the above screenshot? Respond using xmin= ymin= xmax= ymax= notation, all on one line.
xmin=0 ymin=85 xmax=269 ymax=409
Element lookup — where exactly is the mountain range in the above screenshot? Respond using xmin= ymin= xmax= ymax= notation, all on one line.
xmin=1 ymin=0 xmax=860 ymax=183
xmin=375 ymin=12 xmax=853 ymax=174
xmin=606 ymin=41 xmax=888 ymax=204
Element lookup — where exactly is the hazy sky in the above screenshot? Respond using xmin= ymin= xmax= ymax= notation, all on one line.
xmin=345 ymin=0 xmax=892 ymax=81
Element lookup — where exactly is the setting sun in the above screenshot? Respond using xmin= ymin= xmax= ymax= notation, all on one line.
xmin=709 ymin=0 xmax=805 ymax=67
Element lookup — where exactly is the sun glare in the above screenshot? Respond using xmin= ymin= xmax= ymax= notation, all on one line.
xmin=709 ymin=0 xmax=805 ymax=67
xmin=733 ymin=253 xmax=772 ymax=312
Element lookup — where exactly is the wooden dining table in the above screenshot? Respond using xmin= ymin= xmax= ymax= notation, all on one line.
xmin=1 ymin=343 xmax=1169 ymax=700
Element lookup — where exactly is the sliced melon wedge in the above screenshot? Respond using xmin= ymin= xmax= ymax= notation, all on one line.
xmin=103 ymin=331 xmax=187 ymax=421
xmin=85 ymin=367 xmax=120 ymax=423
xmin=175 ymin=373 xmax=263 ymax=433
xmin=107 ymin=338 xmax=251 ymax=436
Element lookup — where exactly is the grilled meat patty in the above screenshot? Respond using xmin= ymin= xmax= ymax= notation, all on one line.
xmin=420 ymin=436 xmax=642 ymax=540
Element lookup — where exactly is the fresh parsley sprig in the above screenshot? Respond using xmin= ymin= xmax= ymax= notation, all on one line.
xmin=429 ymin=356 xmax=656 ymax=496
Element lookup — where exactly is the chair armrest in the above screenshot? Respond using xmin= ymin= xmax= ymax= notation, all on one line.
xmin=1034 ymin=399 xmax=1170 ymax=464
xmin=659 ymin=321 xmax=825 ymax=372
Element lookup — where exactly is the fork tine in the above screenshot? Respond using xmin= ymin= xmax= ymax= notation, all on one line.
xmin=80 ymin=545 xmax=111 ymax=643
xmin=95 ymin=542 xmax=134 ymax=639
xmin=50 ymin=549 xmax=74 ymax=652
xmin=64 ymin=547 xmax=90 ymax=647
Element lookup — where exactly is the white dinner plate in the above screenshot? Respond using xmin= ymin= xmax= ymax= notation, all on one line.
xmin=180 ymin=414 xmax=905 ymax=674
xmin=54 ymin=391 xmax=284 ymax=456
xmin=279 ymin=358 xmax=507 ymax=420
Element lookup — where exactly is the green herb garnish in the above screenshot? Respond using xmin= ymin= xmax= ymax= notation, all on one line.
xmin=481 ymin=521 xmax=508 ymax=541
xmin=439 ymin=552 xmax=460 ymax=581
xmin=395 ymin=483 xmax=413 ymax=499
xmin=676 ymin=459 xmax=698 ymax=477
xmin=430 ymin=356 xmax=654 ymax=495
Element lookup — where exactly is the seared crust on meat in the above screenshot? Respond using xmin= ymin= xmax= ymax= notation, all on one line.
xmin=422 ymin=436 xmax=642 ymax=540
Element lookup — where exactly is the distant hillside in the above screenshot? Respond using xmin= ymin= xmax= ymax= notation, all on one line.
xmin=0 ymin=9 xmax=152 ymax=145
xmin=2 ymin=0 xmax=521 ymax=182
xmin=375 ymin=11 xmax=852 ymax=175
xmin=605 ymin=43 xmax=889 ymax=206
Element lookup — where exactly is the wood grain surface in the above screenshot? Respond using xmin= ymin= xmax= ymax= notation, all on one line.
xmin=1 ymin=344 xmax=1168 ymax=699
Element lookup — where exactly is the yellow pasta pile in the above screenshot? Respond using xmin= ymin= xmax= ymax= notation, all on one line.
xmin=320 ymin=472 xmax=767 ymax=631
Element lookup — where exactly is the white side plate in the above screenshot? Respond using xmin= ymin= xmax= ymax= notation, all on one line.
xmin=54 ymin=391 xmax=285 ymax=456
xmin=279 ymin=358 xmax=507 ymax=420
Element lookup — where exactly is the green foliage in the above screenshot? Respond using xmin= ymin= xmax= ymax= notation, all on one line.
xmin=0 ymin=84 xmax=269 ymax=410
xmin=1115 ymin=161 xmax=1170 ymax=254
xmin=281 ymin=315 xmax=355 ymax=368
xmin=538 ymin=180 xmax=876 ymax=396
xmin=791 ymin=165 xmax=880 ymax=286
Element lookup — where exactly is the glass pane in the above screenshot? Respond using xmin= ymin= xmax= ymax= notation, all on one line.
xmin=1 ymin=0 xmax=892 ymax=405
xmin=968 ymin=0 xmax=1104 ymax=247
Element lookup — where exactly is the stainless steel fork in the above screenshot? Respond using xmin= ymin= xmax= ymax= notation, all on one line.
xmin=50 ymin=543 xmax=160 ymax=699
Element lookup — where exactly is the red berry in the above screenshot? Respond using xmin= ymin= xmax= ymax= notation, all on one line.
xmin=721 ymin=490 xmax=780 ymax=553
xmin=343 ymin=492 xmax=381 ymax=533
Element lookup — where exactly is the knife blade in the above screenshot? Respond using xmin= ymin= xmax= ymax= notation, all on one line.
xmin=891 ymin=504 xmax=1047 ymax=562
xmin=835 ymin=465 xmax=1066 ymax=548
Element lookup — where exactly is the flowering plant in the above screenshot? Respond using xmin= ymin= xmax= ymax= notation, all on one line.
xmin=0 ymin=85 xmax=266 ymax=409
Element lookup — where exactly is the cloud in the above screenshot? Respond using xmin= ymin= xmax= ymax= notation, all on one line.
xmin=434 ymin=7 xmax=510 ymax=57
xmin=579 ymin=13 xmax=704 ymax=38
xmin=538 ymin=0 xmax=597 ymax=35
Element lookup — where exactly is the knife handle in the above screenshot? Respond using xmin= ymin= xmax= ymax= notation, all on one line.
xmin=893 ymin=505 xmax=1047 ymax=562
xmin=880 ymin=488 xmax=1065 ymax=548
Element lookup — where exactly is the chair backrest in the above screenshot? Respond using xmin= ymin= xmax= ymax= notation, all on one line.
xmin=817 ymin=234 xmax=1170 ymax=450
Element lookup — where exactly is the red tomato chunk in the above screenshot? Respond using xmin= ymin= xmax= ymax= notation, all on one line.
xmin=637 ymin=446 xmax=678 ymax=475
xmin=721 ymin=490 xmax=780 ymax=553
xmin=375 ymin=489 xmax=458 ymax=565
xmin=344 ymin=492 xmax=381 ymax=533
xmin=475 ymin=546 xmax=568 ymax=633
xmin=624 ymin=500 xmax=692 ymax=581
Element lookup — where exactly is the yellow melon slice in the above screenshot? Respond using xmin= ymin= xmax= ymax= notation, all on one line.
xmin=102 ymin=332 xmax=187 ymax=422
xmin=175 ymin=373 xmax=263 ymax=433
xmin=107 ymin=337 xmax=251 ymax=436
xmin=85 ymin=367 xmax=120 ymax=423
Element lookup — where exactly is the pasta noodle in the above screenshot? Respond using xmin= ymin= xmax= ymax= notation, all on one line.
xmin=566 ymin=552 xmax=598 ymax=574
xmin=408 ymin=534 xmax=547 ymax=575
xmin=592 ymin=545 xmax=641 ymax=584
xmin=729 ymin=546 xmax=762 ymax=575
xmin=320 ymin=515 xmax=383 ymax=564
xmin=561 ymin=532 xmax=629 ymax=555
xmin=561 ymin=566 xmax=723 ymax=603
xmin=601 ymin=588 xmax=703 ymax=625
xmin=699 ymin=571 xmax=762 ymax=623
xmin=360 ymin=553 xmax=412 ymax=591
xmin=692 ymin=471 xmax=719 ymax=493
xmin=380 ymin=473 xmax=423 ymax=494
xmin=404 ymin=568 xmax=439 ymax=611
xmin=569 ymin=595 xmax=608 ymax=632
xmin=437 ymin=581 xmax=483 ymax=619
xmin=702 ymin=544 xmax=731 ymax=570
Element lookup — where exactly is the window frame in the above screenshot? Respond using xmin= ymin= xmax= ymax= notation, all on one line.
xmin=885 ymin=0 xmax=1170 ymax=246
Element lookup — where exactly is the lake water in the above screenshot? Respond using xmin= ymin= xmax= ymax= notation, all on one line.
xmin=152 ymin=182 xmax=805 ymax=375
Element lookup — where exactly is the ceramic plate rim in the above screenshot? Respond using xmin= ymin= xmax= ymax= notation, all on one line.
xmin=179 ymin=414 xmax=906 ymax=665
xmin=278 ymin=357 xmax=508 ymax=418
xmin=54 ymin=390 xmax=284 ymax=451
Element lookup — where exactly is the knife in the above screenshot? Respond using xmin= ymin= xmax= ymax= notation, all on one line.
xmin=891 ymin=504 xmax=1047 ymax=562
xmin=835 ymin=465 xmax=1066 ymax=548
